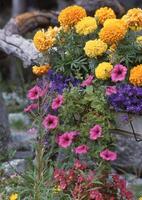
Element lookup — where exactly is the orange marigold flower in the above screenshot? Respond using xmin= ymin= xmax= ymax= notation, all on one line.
xmin=95 ymin=7 xmax=116 ymax=25
xmin=99 ymin=19 xmax=128 ymax=45
xmin=32 ymin=65 xmax=51 ymax=76
xmin=122 ymin=8 xmax=142 ymax=31
xmin=129 ymin=64 xmax=142 ymax=86
xmin=58 ymin=5 xmax=87 ymax=28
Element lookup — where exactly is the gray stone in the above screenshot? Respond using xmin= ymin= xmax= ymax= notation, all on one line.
xmin=9 ymin=129 xmax=37 ymax=159
xmin=9 ymin=112 xmax=30 ymax=126
xmin=112 ymin=131 xmax=142 ymax=174
xmin=1 ymin=159 xmax=26 ymax=176
xmin=0 ymin=92 xmax=11 ymax=161
xmin=115 ymin=112 xmax=142 ymax=138
xmin=75 ymin=0 xmax=125 ymax=16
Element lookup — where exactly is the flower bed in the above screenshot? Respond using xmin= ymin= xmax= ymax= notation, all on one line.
xmin=7 ymin=4 xmax=142 ymax=200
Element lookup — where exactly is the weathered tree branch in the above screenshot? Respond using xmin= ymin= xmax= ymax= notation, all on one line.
xmin=0 ymin=11 xmax=58 ymax=66
xmin=0 ymin=29 xmax=39 ymax=66
xmin=4 ymin=11 xmax=58 ymax=35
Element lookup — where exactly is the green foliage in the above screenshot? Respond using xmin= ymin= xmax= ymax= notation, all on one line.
xmin=49 ymin=28 xmax=108 ymax=78
xmin=10 ymin=119 xmax=27 ymax=131
xmin=57 ymin=82 xmax=115 ymax=169
xmin=132 ymin=184 xmax=142 ymax=199
xmin=49 ymin=29 xmax=88 ymax=77
xmin=112 ymin=31 xmax=142 ymax=67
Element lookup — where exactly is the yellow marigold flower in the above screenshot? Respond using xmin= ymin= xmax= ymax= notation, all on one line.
xmin=33 ymin=30 xmax=53 ymax=52
xmin=9 ymin=193 xmax=18 ymax=200
xmin=75 ymin=16 xmax=97 ymax=35
xmin=84 ymin=39 xmax=107 ymax=58
xmin=122 ymin=8 xmax=142 ymax=31
xmin=32 ymin=64 xmax=51 ymax=76
xmin=129 ymin=64 xmax=142 ymax=86
xmin=47 ymin=26 xmax=59 ymax=41
xmin=136 ymin=36 xmax=142 ymax=44
xmin=58 ymin=5 xmax=87 ymax=28
xmin=33 ymin=27 xmax=59 ymax=52
xmin=95 ymin=62 xmax=113 ymax=80
xmin=99 ymin=19 xmax=128 ymax=45
xmin=95 ymin=7 xmax=116 ymax=25
xmin=139 ymin=197 xmax=142 ymax=200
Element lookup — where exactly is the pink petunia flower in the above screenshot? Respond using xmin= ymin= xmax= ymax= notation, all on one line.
xmin=100 ymin=149 xmax=117 ymax=161
xmin=105 ymin=86 xmax=117 ymax=96
xmin=51 ymin=95 xmax=64 ymax=110
xmin=89 ymin=125 xmax=102 ymax=140
xmin=24 ymin=103 xmax=38 ymax=112
xmin=80 ymin=75 xmax=94 ymax=87
xmin=111 ymin=64 xmax=127 ymax=82
xmin=74 ymin=145 xmax=89 ymax=154
xmin=42 ymin=114 xmax=59 ymax=130
xmin=27 ymin=85 xmax=43 ymax=100
xmin=58 ymin=132 xmax=73 ymax=148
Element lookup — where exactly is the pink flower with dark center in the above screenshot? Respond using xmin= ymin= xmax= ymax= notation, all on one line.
xmin=42 ymin=114 xmax=59 ymax=130
xmin=105 ymin=86 xmax=117 ymax=96
xmin=58 ymin=132 xmax=73 ymax=148
xmin=111 ymin=64 xmax=127 ymax=82
xmin=27 ymin=85 xmax=43 ymax=100
xmin=90 ymin=190 xmax=104 ymax=200
xmin=24 ymin=103 xmax=38 ymax=112
xmin=74 ymin=145 xmax=89 ymax=154
xmin=80 ymin=75 xmax=94 ymax=87
xmin=89 ymin=125 xmax=102 ymax=140
xmin=100 ymin=149 xmax=117 ymax=161
xmin=51 ymin=95 xmax=64 ymax=110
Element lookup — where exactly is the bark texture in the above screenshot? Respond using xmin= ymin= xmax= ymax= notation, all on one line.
xmin=0 ymin=11 xmax=58 ymax=67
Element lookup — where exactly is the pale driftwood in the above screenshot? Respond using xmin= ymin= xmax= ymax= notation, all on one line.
xmin=0 ymin=29 xmax=39 ymax=66
xmin=0 ymin=11 xmax=58 ymax=67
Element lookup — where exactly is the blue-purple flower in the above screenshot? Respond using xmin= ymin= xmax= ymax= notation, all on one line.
xmin=107 ymin=84 xmax=142 ymax=114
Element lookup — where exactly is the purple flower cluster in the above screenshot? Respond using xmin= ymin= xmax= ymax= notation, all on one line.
xmin=107 ymin=84 xmax=142 ymax=114
xmin=38 ymin=70 xmax=80 ymax=94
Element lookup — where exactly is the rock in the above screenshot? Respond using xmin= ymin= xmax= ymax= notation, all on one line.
xmin=9 ymin=112 xmax=30 ymax=127
xmin=1 ymin=159 xmax=26 ymax=176
xmin=9 ymin=129 xmax=37 ymax=159
xmin=114 ymin=112 xmax=142 ymax=138
xmin=75 ymin=0 xmax=125 ymax=17
xmin=112 ymin=131 xmax=142 ymax=175
xmin=0 ymin=92 xmax=11 ymax=161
